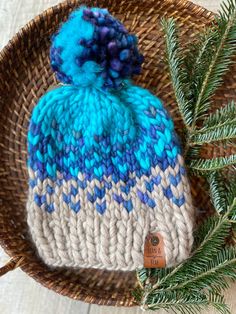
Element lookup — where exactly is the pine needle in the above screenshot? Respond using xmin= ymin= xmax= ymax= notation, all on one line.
xmin=190 ymin=101 xmax=236 ymax=144
xmin=161 ymin=18 xmax=192 ymax=127
xmin=191 ymin=0 xmax=236 ymax=128
xmin=189 ymin=155 xmax=236 ymax=174
xmin=203 ymin=101 xmax=236 ymax=128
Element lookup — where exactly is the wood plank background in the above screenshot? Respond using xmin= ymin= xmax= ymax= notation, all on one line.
xmin=0 ymin=1 xmax=235 ymax=313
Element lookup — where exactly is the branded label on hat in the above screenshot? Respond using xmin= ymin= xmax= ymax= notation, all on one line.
xmin=144 ymin=233 xmax=166 ymax=268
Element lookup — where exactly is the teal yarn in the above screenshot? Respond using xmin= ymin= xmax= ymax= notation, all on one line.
xmin=28 ymin=84 xmax=177 ymax=179
xmin=50 ymin=7 xmax=144 ymax=89
xmin=50 ymin=8 xmax=100 ymax=87
xmin=27 ymin=6 xmax=195 ymax=271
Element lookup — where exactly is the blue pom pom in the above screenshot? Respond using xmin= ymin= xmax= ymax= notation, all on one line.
xmin=50 ymin=6 xmax=144 ymax=89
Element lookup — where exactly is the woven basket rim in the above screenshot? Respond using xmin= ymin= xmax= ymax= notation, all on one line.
xmin=0 ymin=0 xmax=214 ymax=63
xmin=0 ymin=0 xmax=216 ymax=306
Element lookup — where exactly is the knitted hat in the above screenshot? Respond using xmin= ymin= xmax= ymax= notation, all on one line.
xmin=27 ymin=7 xmax=195 ymax=271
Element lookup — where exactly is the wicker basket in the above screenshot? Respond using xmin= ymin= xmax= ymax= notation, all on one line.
xmin=0 ymin=0 xmax=234 ymax=307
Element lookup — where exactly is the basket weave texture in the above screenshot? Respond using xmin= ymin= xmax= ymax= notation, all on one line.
xmin=0 ymin=0 xmax=234 ymax=307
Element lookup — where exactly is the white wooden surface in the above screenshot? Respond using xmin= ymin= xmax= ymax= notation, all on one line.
xmin=0 ymin=1 xmax=236 ymax=313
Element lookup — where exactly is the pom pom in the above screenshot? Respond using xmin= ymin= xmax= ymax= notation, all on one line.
xmin=50 ymin=7 xmax=144 ymax=89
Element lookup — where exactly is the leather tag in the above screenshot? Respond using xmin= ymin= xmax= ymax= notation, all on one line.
xmin=144 ymin=233 xmax=166 ymax=268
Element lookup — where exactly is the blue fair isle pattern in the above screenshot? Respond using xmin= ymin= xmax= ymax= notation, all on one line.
xmin=29 ymin=163 xmax=187 ymax=216
xmin=27 ymin=6 xmax=195 ymax=271
xmin=27 ymin=84 xmax=186 ymax=215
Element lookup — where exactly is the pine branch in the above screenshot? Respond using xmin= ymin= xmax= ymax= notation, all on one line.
xmin=193 ymin=214 xmax=230 ymax=254
xmin=190 ymin=122 xmax=236 ymax=144
xmin=184 ymin=28 xmax=218 ymax=123
xmin=189 ymin=155 xmax=236 ymax=174
xmin=140 ymin=247 xmax=236 ymax=313
xmin=161 ymin=18 xmax=192 ymax=127
xmin=184 ymin=29 xmax=217 ymax=82
xmin=208 ymin=172 xmax=228 ymax=213
xmin=190 ymin=0 xmax=236 ymax=128
xmin=228 ymin=175 xmax=236 ymax=219
xmin=190 ymin=101 xmax=236 ymax=144
xmin=203 ymin=101 xmax=236 ymax=128
xmin=208 ymin=293 xmax=231 ymax=314
xmin=143 ymin=291 xmax=230 ymax=314
xmin=157 ymin=248 xmax=236 ymax=293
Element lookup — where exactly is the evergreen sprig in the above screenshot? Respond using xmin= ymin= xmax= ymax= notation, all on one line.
xmin=160 ymin=0 xmax=236 ymax=176
xmin=141 ymin=291 xmax=230 ymax=314
xmin=190 ymin=101 xmax=236 ymax=144
xmin=190 ymin=123 xmax=236 ymax=144
xmin=203 ymin=101 xmax=236 ymax=128
xmin=135 ymin=0 xmax=236 ymax=312
xmin=208 ymin=172 xmax=229 ymax=213
xmin=161 ymin=18 xmax=192 ymax=126
xmin=190 ymin=5 xmax=236 ymax=128
xmin=183 ymin=0 xmax=236 ymax=128
xmin=189 ymin=155 xmax=236 ymax=173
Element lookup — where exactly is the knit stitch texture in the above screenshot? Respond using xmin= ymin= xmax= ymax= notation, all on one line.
xmin=27 ymin=7 xmax=195 ymax=271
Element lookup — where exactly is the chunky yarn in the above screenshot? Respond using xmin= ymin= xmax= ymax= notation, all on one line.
xmin=27 ymin=6 xmax=195 ymax=271
xmin=50 ymin=7 xmax=143 ymax=89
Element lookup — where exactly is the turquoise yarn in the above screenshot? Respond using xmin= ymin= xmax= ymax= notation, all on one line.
xmin=51 ymin=8 xmax=101 ymax=87
xmin=28 ymin=83 xmax=177 ymax=178
xmin=28 ymin=5 xmax=181 ymax=182
xmin=50 ymin=7 xmax=144 ymax=89
xmin=26 ymin=6 xmax=195 ymax=271
xmin=29 ymin=85 xmax=137 ymax=148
